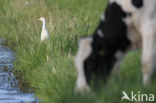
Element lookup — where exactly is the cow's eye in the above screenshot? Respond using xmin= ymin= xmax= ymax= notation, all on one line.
xmin=99 ymin=50 xmax=105 ymax=55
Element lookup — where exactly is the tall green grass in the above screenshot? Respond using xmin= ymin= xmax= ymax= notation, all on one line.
xmin=0 ymin=0 xmax=155 ymax=103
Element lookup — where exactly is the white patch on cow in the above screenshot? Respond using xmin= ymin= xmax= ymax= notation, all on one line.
xmin=97 ymin=29 xmax=104 ymax=37
xmin=141 ymin=19 xmax=156 ymax=87
xmin=109 ymin=0 xmax=137 ymax=13
xmin=101 ymin=14 xmax=105 ymax=21
xmin=75 ymin=37 xmax=93 ymax=93
xmin=111 ymin=51 xmax=125 ymax=76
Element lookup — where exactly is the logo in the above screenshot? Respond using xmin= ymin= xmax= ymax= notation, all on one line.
xmin=121 ymin=91 xmax=155 ymax=102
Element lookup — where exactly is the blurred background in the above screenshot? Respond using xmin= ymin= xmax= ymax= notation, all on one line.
xmin=0 ymin=0 xmax=155 ymax=103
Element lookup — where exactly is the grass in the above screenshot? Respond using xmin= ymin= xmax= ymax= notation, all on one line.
xmin=0 ymin=0 xmax=156 ymax=103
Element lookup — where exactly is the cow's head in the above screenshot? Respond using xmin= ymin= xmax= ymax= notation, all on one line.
xmin=75 ymin=2 xmax=131 ymax=93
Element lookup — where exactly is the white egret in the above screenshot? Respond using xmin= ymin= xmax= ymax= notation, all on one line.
xmin=38 ymin=17 xmax=49 ymax=41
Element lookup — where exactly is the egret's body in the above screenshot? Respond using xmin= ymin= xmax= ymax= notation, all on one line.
xmin=39 ymin=17 xmax=49 ymax=41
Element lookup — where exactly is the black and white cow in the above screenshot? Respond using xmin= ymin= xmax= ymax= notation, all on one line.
xmin=75 ymin=0 xmax=156 ymax=93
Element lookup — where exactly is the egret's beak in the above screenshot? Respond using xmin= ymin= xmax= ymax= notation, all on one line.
xmin=38 ymin=18 xmax=40 ymax=21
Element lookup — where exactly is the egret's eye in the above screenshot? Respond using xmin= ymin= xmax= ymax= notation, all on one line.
xmin=99 ymin=50 xmax=105 ymax=55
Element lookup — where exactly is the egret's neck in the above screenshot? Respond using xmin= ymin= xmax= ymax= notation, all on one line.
xmin=42 ymin=20 xmax=46 ymax=30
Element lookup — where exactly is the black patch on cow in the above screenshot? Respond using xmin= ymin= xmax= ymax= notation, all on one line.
xmin=84 ymin=2 xmax=131 ymax=84
xmin=131 ymin=0 xmax=143 ymax=8
xmin=105 ymin=2 xmax=127 ymax=20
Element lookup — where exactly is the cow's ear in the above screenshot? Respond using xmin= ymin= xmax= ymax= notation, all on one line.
xmin=131 ymin=0 xmax=143 ymax=8
xmin=105 ymin=2 xmax=127 ymax=20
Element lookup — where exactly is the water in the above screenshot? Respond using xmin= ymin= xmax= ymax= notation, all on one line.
xmin=0 ymin=45 xmax=38 ymax=103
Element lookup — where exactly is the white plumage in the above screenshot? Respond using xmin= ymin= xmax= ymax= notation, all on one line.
xmin=38 ymin=17 xmax=49 ymax=41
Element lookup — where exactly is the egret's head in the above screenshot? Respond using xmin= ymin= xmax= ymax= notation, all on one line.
xmin=38 ymin=17 xmax=45 ymax=22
